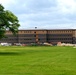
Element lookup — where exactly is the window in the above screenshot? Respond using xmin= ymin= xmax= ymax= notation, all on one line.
xmin=34 ymin=35 xmax=36 ymax=37
xmin=39 ymin=39 xmax=40 ymax=41
xmin=34 ymin=32 xmax=36 ymax=33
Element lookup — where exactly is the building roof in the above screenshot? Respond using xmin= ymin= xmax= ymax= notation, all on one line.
xmin=18 ymin=29 xmax=76 ymax=31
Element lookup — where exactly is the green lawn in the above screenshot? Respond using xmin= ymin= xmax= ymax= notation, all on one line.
xmin=0 ymin=46 xmax=76 ymax=75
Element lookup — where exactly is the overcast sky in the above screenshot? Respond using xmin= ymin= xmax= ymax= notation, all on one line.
xmin=0 ymin=0 xmax=76 ymax=29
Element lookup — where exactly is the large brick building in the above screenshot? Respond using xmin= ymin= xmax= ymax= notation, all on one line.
xmin=0 ymin=29 xmax=76 ymax=44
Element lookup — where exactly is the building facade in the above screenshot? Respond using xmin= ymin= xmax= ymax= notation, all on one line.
xmin=0 ymin=29 xmax=76 ymax=44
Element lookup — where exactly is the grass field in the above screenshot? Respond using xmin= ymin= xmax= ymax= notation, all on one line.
xmin=0 ymin=46 xmax=76 ymax=75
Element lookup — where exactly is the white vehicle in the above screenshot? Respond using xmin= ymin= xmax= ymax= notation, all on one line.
xmin=0 ymin=43 xmax=11 ymax=46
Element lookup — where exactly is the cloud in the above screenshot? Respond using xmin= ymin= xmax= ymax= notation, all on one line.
xmin=0 ymin=0 xmax=76 ymax=29
xmin=57 ymin=0 xmax=76 ymax=14
xmin=0 ymin=0 xmax=16 ymax=8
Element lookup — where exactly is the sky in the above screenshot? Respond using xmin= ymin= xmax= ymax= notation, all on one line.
xmin=0 ymin=0 xmax=76 ymax=29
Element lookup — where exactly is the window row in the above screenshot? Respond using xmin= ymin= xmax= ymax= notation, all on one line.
xmin=47 ymin=38 xmax=72 ymax=40
xmin=48 ymin=30 xmax=72 ymax=33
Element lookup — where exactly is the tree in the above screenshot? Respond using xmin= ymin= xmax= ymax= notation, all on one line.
xmin=0 ymin=4 xmax=20 ymax=39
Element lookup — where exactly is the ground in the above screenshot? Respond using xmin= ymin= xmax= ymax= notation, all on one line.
xmin=0 ymin=46 xmax=76 ymax=75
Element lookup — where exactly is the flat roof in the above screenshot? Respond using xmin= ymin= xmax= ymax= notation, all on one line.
xmin=18 ymin=29 xmax=76 ymax=31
